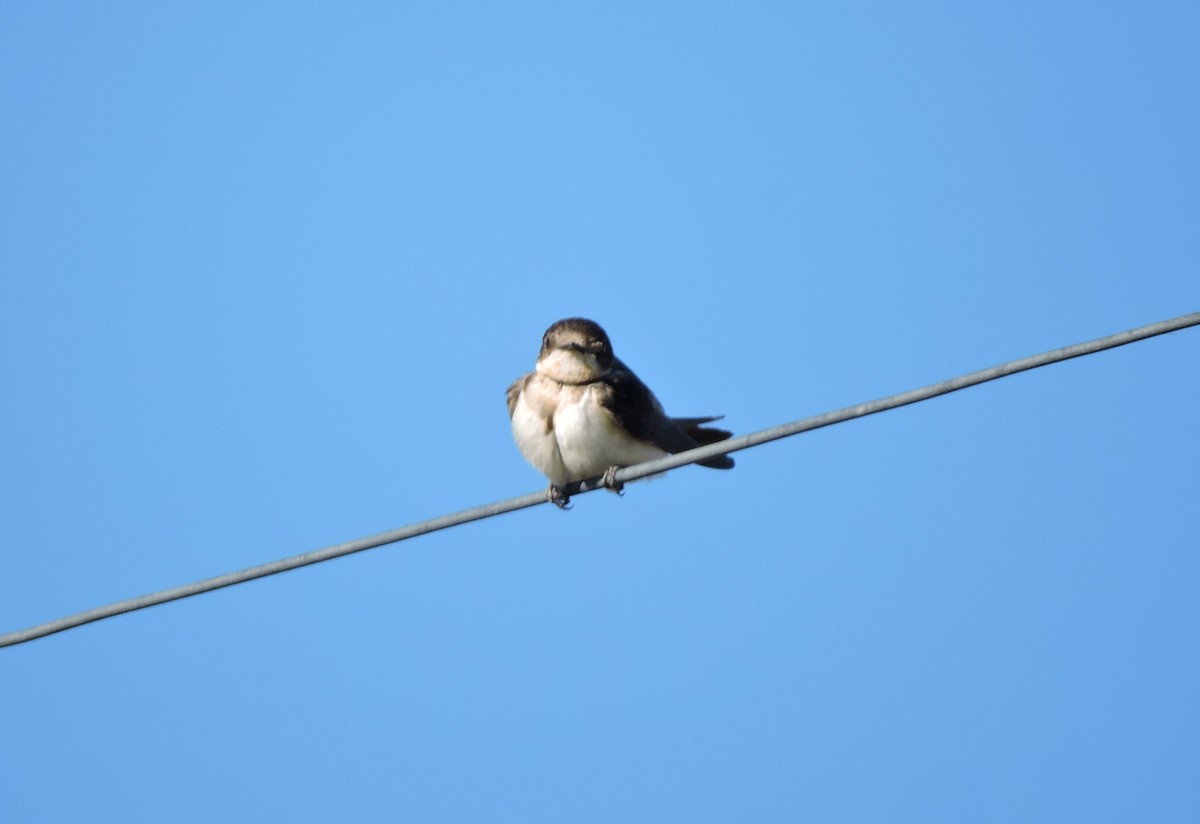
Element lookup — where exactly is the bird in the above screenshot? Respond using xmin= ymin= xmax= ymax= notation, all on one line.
xmin=506 ymin=317 xmax=733 ymax=508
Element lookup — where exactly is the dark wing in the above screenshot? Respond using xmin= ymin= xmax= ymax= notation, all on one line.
xmin=505 ymin=374 xmax=529 ymax=418
xmin=599 ymin=359 xmax=734 ymax=470
xmin=670 ymin=415 xmax=725 ymax=429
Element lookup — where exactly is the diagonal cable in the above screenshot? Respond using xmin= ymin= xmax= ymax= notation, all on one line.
xmin=2 ymin=311 xmax=1197 ymax=648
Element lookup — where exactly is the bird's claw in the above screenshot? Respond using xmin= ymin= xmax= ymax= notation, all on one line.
xmin=548 ymin=485 xmax=572 ymax=510
xmin=548 ymin=470 xmax=621 ymax=508
xmin=601 ymin=465 xmax=625 ymax=495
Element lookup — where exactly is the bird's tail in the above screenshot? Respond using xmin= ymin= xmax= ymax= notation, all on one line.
xmin=672 ymin=416 xmax=735 ymax=469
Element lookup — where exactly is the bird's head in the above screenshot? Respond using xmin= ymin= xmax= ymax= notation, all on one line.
xmin=535 ymin=317 xmax=614 ymax=384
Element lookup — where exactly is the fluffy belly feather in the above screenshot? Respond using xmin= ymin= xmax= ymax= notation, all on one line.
xmin=510 ymin=381 xmax=665 ymax=485
xmin=510 ymin=390 xmax=570 ymax=484
xmin=553 ymin=387 xmax=666 ymax=482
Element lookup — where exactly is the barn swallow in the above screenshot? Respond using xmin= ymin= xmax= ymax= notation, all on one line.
xmin=507 ymin=317 xmax=733 ymax=508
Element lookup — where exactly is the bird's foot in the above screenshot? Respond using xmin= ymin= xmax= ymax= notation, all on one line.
xmin=601 ymin=465 xmax=625 ymax=495
xmin=548 ymin=485 xmax=572 ymax=510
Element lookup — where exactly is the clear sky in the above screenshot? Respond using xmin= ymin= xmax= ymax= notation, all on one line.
xmin=3 ymin=3 xmax=1198 ymax=822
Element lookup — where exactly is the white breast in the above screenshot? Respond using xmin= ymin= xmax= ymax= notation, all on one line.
xmin=511 ymin=378 xmax=666 ymax=486
xmin=553 ymin=384 xmax=666 ymax=482
xmin=510 ymin=383 xmax=570 ymax=484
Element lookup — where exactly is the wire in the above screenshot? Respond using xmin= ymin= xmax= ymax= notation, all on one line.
xmin=3 ymin=312 xmax=1198 ymax=648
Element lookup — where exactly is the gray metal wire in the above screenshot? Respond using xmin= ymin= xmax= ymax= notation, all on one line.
xmin=3 ymin=312 xmax=1197 ymax=648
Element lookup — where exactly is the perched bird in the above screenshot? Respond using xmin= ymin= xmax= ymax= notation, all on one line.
xmin=507 ymin=317 xmax=733 ymax=507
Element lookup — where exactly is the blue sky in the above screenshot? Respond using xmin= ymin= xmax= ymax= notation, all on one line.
xmin=2 ymin=2 xmax=1198 ymax=821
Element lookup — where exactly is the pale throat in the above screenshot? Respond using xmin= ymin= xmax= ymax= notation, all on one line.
xmin=536 ymin=349 xmax=607 ymax=385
